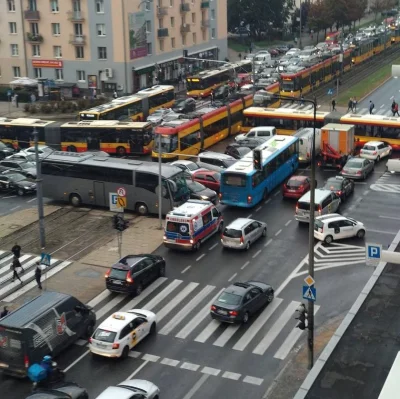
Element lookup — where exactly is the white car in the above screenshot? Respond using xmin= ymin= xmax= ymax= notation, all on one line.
xmin=146 ymin=108 xmax=175 ymax=125
xmin=314 ymin=214 xmax=366 ymax=244
xmin=23 ymin=145 xmax=54 ymax=159
xmin=95 ymin=380 xmax=160 ymax=399
xmin=235 ymin=127 xmax=276 ymax=142
xmin=360 ymin=141 xmax=392 ymax=162
xmin=386 ymin=158 xmax=400 ymax=173
xmin=89 ymin=309 xmax=156 ymax=358
xmin=6 ymin=152 xmax=36 ymax=162
xmin=170 ymin=160 xmax=208 ymax=176
xmin=286 ymin=48 xmax=300 ymax=56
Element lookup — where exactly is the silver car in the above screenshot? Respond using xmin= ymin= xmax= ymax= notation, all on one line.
xmin=95 ymin=379 xmax=160 ymax=399
xmin=221 ymin=218 xmax=267 ymax=250
xmin=341 ymin=156 xmax=374 ymax=180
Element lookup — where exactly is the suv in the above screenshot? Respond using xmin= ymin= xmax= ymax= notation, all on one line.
xmin=105 ymin=254 xmax=166 ymax=296
xmin=314 ymin=214 xmax=366 ymax=244
xmin=360 ymin=141 xmax=392 ymax=162
xmin=197 ymin=151 xmax=237 ymax=172
xmin=235 ymin=127 xmax=276 ymax=143
xmin=221 ymin=218 xmax=267 ymax=250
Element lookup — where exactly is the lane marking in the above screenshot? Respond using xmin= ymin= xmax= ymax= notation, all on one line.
xmin=255 ymin=206 xmax=262 ymax=212
xmin=201 ymin=366 xmax=221 ymax=376
xmin=10 ymin=206 xmax=21 ymax=211
xmin=194 ymin=319 xmax=220 ymax=343
xmin=275 ymin=229 xmax=282 ymax=236
xmin=274 ymin=191 xmax=280 ymax=196
xmin=142 ymin=279 xmax=183 ymax=311
xmin=64 ymin=350 xmax=89 ymax=372
xmin=222 ymin=371 xmax=241 ymax=380
xmin=363 ymin=190 xmax=370 ymax=195
xmin=181 ymin=265 xmax=191 ymax=274
xmin=160 ymin=358 xmax=180 ymax=367
xmin=298 ymin=170 xmax=304 ymax=175
xmin=285 ymin=220 xmax=292 ymax=227
xmin=181 ymin=374 xmax=210 ymax=399
xmin=181 ymin=362 xmax=200 ymax=371
xmin=213 ymin=324 xmax=240 ymax=347
xmin=228 ymin=272 xmax=238 ymax=282
xmin=142 ymin=354 xmax=160 ymax=362
xmin=27 ymin=197 xmax=37 ymax=203
xmin=209 ymin=243 xmax=218 ymax=250
xmin=241 ymin=261 xmax=250 ymax=270
xmin=196 ymin=254 xmax=206 ymax=261
xmin=367 ymin=228 xmax=396 ymax=235
xmin=264 ymin=238 xmax=273 ymax=247
xmin=265 ymin=199 xmax=271 ymax=205
xmin=128 ymin=351 xmax=142 ymax=358
xmin=127 ymin=360 xmax=149 ymax=380
xmin=252 ymin=249 xmax=262 ymax=258
xmin=2 ymin=195 xmax=16 ymax=199
xmin=379 ymin=215 xmax=400 ymax=221
xmin=243 ymin=376 xmax=264 ymax=386
xmin=354 ymin=182 xmax=367 ymax=185
xmin=247 ymin=214 xmax=253 ymax=218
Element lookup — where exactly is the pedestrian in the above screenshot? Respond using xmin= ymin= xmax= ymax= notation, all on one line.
xmin=395 ymin=102 xmax=400 ymax=116
xmin=11 ymin=257 xmax=23 ymax=284
xmin=113 ymin=90 xmax=118 ymax=99
xmin=13 ymin=94 xmax=19 ymax=108
xmin=347 ymin=97 xmax=353 ymax=112
xmin=30 ymin=93 xmax=36 ymax=103
xmin=332 ymin=98 xmax=336 ymax=111
xmin=12 ymin=254 xmax=24 ymax=272
xmin=352 ymin=97 xmax=357 ymax=113
xmin=0 ymin=306 xmax=8 ymax=318
xmin=369 ymin=100 xmax=374 ymax=114
xmin=35 ymin=261 xmax=42 ymax=290
xmin=210 ymin=90 xmax=214 ymax=106
xmin=11 ymin=242 xmax=21 ymax=259
xmin=238 ymin=53 xmax=242 ymax=61
xmin=300 ymin=95 xmax=305 ymax=105
xmin=93 ymin=88 xmax=97 ymax=99
xmin=391 ymin=100 xmax=396 ymax=116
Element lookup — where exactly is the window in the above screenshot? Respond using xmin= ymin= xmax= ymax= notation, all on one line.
xmin=169 ymin=0 xmax=173 ymax=6
xmin=53 ymin=45 xmax=62 ymax=58
xmin=136 ymin=172 xmax=159 ymax=193
xmin=55 ymin=68 xmax=63 ymax=80
xmin=9 ymin=22 xmax=17 ymax=34
xmin=74 ymin=23 xmax=83 ymax=36
xmin=202 ymin=29 xmax=206 ymax=41
xmin=171 ymin=37 xmax=175 ymax=48
xmin=10 ymin=44 xmax=18 ymax=56
xmin=180 ymin=131 xmax=200 ymax=150
xmin=7 ymin=0 xmax=15 ymax=11
xmin=73 ymin=0 xmax=81 ymax=11
xmin=147 ymin=43 xmax=152 ymax=54
xmin=146 ymin=21 xmax=151 ymax=32
xmin=51 ymin=23 xmax=60 ymax=35
xmin=159 ymin=40 xmax=164 ymax=51
xmin=96 ymin=0 xmax=104 ymax=13
xmin=145 ymin=1 xmax=150 ymax=10
xmin=32 ymin=44 xmax=40 ymax=57
xmin=96 ymin=23 xmax=106 ymax=36
xmin=211 ymin=9 xmax=215 ymax=19
xmin=29 ymin=0 xmax=37 ymax=10
xmin=170 ymin=16 xmax=175 ymax=27
xmin=211 ymin=28 xmax=215 ymax=39
xmin=12 ymin=66 xmax=21 ymax=77
xmin=50 ymin=0 xmax=59 ymax=12
xmin=75 ymin=46 xmax=84 ymax=59
xmin=192 ymin=13 xmax=195 ymax=23
xmin=158 ymin=18 xmax=163 ymax=29
xmin=182 ymin=34 xmax=186 ymax=45
xmin=30 ymin=23 xmax=39 ymax=35
xmin=98 ymin=47 xmax=107 ymax=59
xmin=33 ymin=68 xmax=42 ymax=78
xmin=77 ymin=70 xmax=86 ymax=81
xmin=192 ymin=32 xmax=196 ymax=44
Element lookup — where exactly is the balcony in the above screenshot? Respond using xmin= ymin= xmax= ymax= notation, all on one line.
xmin=26 ymin=32 xmax=43 ymax=43
xmin=69 ymin=34 xmax=86 ymax=45
xmin=157 ymin=28 xmax=169 ymax=38
xmin=200 ymin=1 xmax=210 ymax=8
xmin=24 ymin=10 xmax=40 ymax=20
xmin=67 ymin=10 xmax=85 ymax=22
xmin=180 ymin=3 xmax=190 ymax=12
xmin=201 ymin=19 xmax=210 ymax=28
xmin=156 ymin=6 xmax=168 ymax=16
xmin=180 ymin=24 xmax=191 ymax=33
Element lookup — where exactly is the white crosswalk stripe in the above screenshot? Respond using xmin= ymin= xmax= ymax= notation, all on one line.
xmin=370 ymin=183 xmax=400 ymax=193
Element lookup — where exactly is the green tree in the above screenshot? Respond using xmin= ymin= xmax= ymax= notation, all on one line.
xmin=307 ymin=0 xmax=334 ymax=42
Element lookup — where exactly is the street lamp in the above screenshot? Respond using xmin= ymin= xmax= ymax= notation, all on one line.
xmin=33 ymin=128 xmax=45 ymax=249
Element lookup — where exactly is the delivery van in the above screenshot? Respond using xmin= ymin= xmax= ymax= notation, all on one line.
xmin=0 ymin=291 xmax=96 ymax=377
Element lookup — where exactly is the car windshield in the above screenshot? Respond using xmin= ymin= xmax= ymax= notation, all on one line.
xmin=93 ymin=329 xmax=117 ymax=343
xmin=346 ymin=160 xmax=363 ymax=168
xmin=187 ymin=163 xmax=200 ymax=171
xmin=325 ymin=180 xmax=342 ymax=189
xmin=166 ymin=221 xmax=190 ymax=235
xmin=287 ymin=179 xmax=304 ymax=188
xmin=175 ymin=100 xmax=185 ymax=107
xmin=223 ymin=228 xmax=242 ymax=238
xmin=7 ymin=173 xmax=27 ymax=182
xmin=152 ymin=110 xmax=164 ymax=116
xmin=217 ymin=292 xmax=242 ymax=306
xmin=224 ymin=160 xmax=237 ymax=168
xmin=0 ymin=142 xmax=8 ymax=150
xmin=187 ymin=180 xmax=206 ymax=193
xmin=109 ymin=268 xmax=128 ymax=280
xmin=18 ymin=162 xmax=33 ymax=169
xmin=168 ymin=172 xmax=189 ymax=201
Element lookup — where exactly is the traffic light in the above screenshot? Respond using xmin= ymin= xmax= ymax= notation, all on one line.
xmin=183 ymin=49 xmax=188 ymax=58
xmin=112 ymin=214 xmax=128 ymax=232
xmin=295 ymin=303 xmax=308 ymax=330
xmin=253 ymin=149 xmax=262 ymax=170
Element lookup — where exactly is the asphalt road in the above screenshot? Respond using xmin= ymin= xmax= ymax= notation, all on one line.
xmin=0 ymin=190 xmax=53 ymax=216
xmin=1 ymin=156 xmax=399 ymax=399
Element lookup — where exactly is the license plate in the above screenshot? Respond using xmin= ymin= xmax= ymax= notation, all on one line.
xmin=288 ymin=189 xmax=296 ymax=192
xmin=112 ymin=280 xmax=123 ymax=285
xmin=217 ymin=309 xmax=228 ymax=315
xmin=97 ymin=343 xmax=107 ymax=348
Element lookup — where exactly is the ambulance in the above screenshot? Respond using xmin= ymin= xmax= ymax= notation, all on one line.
xmin=163 ymin=200 xmax=223 ymax=251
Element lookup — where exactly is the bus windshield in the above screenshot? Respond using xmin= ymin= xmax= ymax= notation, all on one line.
xmin=186 ymin=79 xmax=204 ymax=91
xmin=222 ymin=173 xmax=247 ymax=187
xmin=154 ymin=134 xmax=178 ymax=153
xmin=281 ymin=81 xmax=295 ymax=91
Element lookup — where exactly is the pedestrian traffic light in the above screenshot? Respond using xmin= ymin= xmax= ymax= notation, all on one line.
xmin=295 ymin=303 xmax=308 ymax=330
xmin=253 ymin=149 xmax=262 ymax=170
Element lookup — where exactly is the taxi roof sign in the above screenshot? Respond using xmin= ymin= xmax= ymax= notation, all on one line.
xmin=112 ymin=313 xmax=126 ymax=320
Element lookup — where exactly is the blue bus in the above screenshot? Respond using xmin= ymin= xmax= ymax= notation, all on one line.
xmin=219 ymin=135 xmax=299 ymax=207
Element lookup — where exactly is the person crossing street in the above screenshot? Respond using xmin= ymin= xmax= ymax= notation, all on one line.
xmin=11 ymin=256 xmax=23 ymax=284
xmin=35 ymin=261 xmax=43 ymax=290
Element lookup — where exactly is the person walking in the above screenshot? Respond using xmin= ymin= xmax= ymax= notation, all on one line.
xmin=369 ymin=100 xmax=375 ymax=114
xmin=352 ymin=97 xmax=357 ymax=113
xmin=35 ymin=261 xmax=42 ymax=290
xmin=0 ymin=306 xmax=8 ymax=318
xmin=11 ymin=257 xmax=23 ymax=284
xmin=395 ymin=102 xmax=400 ymax=116
xmin=332 ymin=98 xmax=336 ymax=111
xmin=300 ymin=95 xmax=305 ymax=105
xmin=391 ymin=100 xmax=396 ymax=116
xmin=14 ymin=94 xmax=19 ymax=108
xmin=347 ymin=97 xmax=354 ymax=112
xmin=11 ymin=243 xmax=21 ymax=259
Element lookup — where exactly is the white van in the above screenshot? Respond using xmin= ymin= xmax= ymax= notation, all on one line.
xmin=235 ymin=127 xmax=276 ymax=142
xmin=253 ymin=53 xmax=272 ymax=67
xmin=294 ymin=128 xmax=321 ymax=163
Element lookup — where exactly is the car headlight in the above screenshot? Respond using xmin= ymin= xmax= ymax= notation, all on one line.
xmin=200 ymin=195 xmax=209 ymax=200
xmin=24 ymin=186 xmax=30 ymax=189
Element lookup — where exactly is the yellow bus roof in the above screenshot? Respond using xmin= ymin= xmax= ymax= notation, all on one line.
xmin=61 ymin=120 xmax=152 ymax=129
xmin=341 ymin=112 xmax=400 ymax=126
xmin=0 ymin=117 xmax=55 ymax=126
xmin=188 ymin=60 xmax=252 ymax=80
xmin=243 ymin=106 xmax=329 ymax=120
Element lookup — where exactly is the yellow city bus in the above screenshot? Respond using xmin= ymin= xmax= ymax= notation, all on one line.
xmin=79 ymin=85 xmax=175 ymax=121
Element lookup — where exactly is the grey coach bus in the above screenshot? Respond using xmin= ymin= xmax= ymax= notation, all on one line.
xmin=41 ymin=152 xmax=189 ymax=215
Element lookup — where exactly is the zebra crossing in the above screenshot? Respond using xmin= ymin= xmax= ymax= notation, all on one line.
xmin=0 ymin=250 xmax=72 ymax=301
xmin=81 ymin=277 xmax=320 ymax=360
xmin=370 ymin=171 xmax=400 ymax=193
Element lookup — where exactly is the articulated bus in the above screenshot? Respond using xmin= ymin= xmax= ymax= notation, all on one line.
xmin=41 ymin=151 xmax=189 ymax=215
xmin=78 ymin=85 xmax=175 ymax=121
xmin=219 ymin=135 xmax=299 ymax=208
xmin=186 ymin=60 xmax=252 ymax=98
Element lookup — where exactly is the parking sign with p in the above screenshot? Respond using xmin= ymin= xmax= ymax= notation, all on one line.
xmin=366 ymin=243 xmax=382 ymax=266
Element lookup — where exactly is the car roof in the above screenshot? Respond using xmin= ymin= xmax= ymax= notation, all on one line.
xmin=299 ymin=189 xmax=333 ymax=203
xmin=315 ymin=213 xmax=344 ymax=222
xmin=288 ymin=175 xmax=308 ymax=181
xmin=226 ymin=218 xmax=254 ymax=229
xmin=193 ymin=169 xmax=218 ymax=175
xmin=224 ymin=282 xmax=253 ymax=295
xmin=199 ymin=151 xmax=235 ymax=160
xmin=171 ymin=160 xmax=196 ymax=166
xmin=112 ymin=255 xmax=146 ymax=270
xmin=97 ymin=312 xmax=141 ymax=333
xmin=95 ymin=385 xmax=138 ymax=399
xmin=346 ymin=157 xmax=363 ymax=163
xmin=363 ymin=141 xmax=384 ymax=146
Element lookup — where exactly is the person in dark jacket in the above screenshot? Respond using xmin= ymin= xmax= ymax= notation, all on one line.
xmin=35 ymin=261 xmax=42 ymax=290
xmin=0 ymin=306 xmax=8 ymax=318
xmin=11 ymin=257 xmax=23 ymax=284
xmin=11 ymin=243 xmax=21 ymax=258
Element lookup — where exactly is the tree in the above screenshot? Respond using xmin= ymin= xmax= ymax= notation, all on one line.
xmin=307 ymin=0 xmax=334 ymax=41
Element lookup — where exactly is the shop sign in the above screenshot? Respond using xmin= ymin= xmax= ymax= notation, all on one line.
xmin=32 ymin=60 xmax=63 ymax=68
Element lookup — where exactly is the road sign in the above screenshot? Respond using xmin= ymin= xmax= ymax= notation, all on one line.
xmin=117 ymin=196 xmax=127 ymax=208
xmin=109 ymin=193 xmax=120 ymax=212
xmin=304 ymin=275 xmax=315 ymax=286
xmin=117 ymin=187 xmax=126 ymax=197
xmin=41 ymin=253 xmax=51 ymax=267
xmin=327 ymin=88 xmax=334 ymax=95
xmin=303 ymin=285 xmax=316 ymax=302
xmin=366 ymin=243 xmax=382 ymax=266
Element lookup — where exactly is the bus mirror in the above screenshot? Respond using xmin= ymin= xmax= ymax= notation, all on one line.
xmin=156 ymin=185 xmax=169 ymax=197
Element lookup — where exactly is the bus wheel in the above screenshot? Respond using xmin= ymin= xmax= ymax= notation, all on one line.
xmin=135 ymin=202 xmax=148 ymax=216
xmin=67 ymin=145 xmax=77 ymax=152
xmin=116 ymin=146 xmax=126 ymax=156
xmin=70 ymin=193 xmax=82 ymax=207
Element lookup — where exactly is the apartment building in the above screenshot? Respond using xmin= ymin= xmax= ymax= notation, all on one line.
xmin=0 ymin=0 xmax=228 ymax=94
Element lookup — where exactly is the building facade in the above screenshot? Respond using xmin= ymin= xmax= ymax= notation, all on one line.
xmin=0 ymin=0 xmax=228 ymax=94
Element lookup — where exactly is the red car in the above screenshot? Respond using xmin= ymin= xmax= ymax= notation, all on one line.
xmin=192 ymin=170 xmax=221 ymax=192
xmin=282 ymin=176 xmax=311 ymax=199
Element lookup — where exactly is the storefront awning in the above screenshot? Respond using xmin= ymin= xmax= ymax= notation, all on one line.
xmin=188 ymin=46 xmax=217 ymax=56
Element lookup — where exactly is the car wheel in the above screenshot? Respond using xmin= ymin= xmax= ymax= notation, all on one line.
xmin=262 ymin=228 xmax=267 ymax=237
xmin=135 ymin=202 xmax=148 ymax=216
xmin=376 ymin=156 xmax=380 ymax=162
xmin=242 ymin=312 xmax=249 ymax=324
xmin=388 ymin=149 xmax=392 ymax=157
xmin=135 ymin=283 xmax=143 ymax=296
xmin=116 ymin=146 xmax=126 ymax=156
xmin=26 ymin=174 xmax=34 ymax=179
xmin=159 ymin=264 xmax=166 ymax=277
xmin=17 ymin=188 xmax=24 ymax=196
xmin=357 ymin=229 xmax=366 ymax=238
xmin=150 ymin=323 xmax=156 ymax=335
xmin=324 ymin=235 xmax=333 ymax=244
xmin=121 ymin=346 xmax=130 ymax=358
xmin=70 ymin=193 xmax=82 ymax=207
xmin=194 ymin=241 xmax=201 ymax=251
xmin=245 ymin=241 xmax=251 ymax=250
xmin=267 ymin=292 xmax=274 ymax=302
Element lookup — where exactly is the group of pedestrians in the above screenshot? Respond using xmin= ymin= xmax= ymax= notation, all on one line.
xmin=347 ymin=97 xmax=358 ymax=113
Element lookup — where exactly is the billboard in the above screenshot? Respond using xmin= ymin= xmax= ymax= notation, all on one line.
xmin=32 ymin=60 xmax=63 ymax=68
xmin=129 ymin=12 xmax=148 ymax=60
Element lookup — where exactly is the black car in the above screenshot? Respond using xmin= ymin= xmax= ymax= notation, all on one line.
xmin=105 ymin=254 xmax=166 ymax=295
xmin=25 ymin=382 xmax=88 ymax=399
xmin=213 ymin=85 xmax=230 ymax=100
xmin=0 ymin=160 xmax=36 ymax=178
xmin=186 ymin=179 xmax=217 ymax=203
xmin=211 ymin=281 xmax=274 ymax=324
xmin=225 ymin=144 xmax=251 ymax=159
xmin=0 ymin=172 xmax=36 ymax=196
xmin=0 ymin=141 xmax=16 ymax=160
xmin=231 ymin=137 xmax=265 ymax=150
xmin=172 ymin=97 xmax=196 ymax=113
xmin=323 ymin=176 xmax=354 ymax=201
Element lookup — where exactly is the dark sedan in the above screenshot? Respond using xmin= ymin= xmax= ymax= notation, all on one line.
xmin=25 ymin=382 xmax=88 ymax=399
xmin=186 ymin=179 xmax=217 ymax=204
xmin=0 ymin=141 xmax=16 ymax=160
xmin=211 ymin=281 xmax=274 ymax=324
xmin=0 ymin=172 xmax=36 ymax=196
xmin=225 ymin=144 xmax=251 ymax=159
xmin=0 ymin=160 xmax=36 ymax=178
xmin=172 ymin=97 xmax=196 ymax=113
xmin=323 ymin=176 xmax=354 ymax=201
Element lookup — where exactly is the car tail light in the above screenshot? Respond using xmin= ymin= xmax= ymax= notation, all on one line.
xmin=337 ymin=190 xmax=342 ymax=196
xmin=105 ymin=269 xmax=111 ymax=279
xmin=307 ymin=152 xmax=310 ymax=159
xmin=317 ymin=161 xmax=322 ymax=167
xmin=240 ymin=236 xmax=244 ymax=244
xmin=295 ymin=203 xmax=299 ymax=213
xmin=126 ymin=273 xmax=133 ymax=284
xmin=112 ymin=343 xmax=120 ymax=350
xmin=318 ymin=205 xmax=322 ymax=215
xmin=89 ymin=337 xmax=93 ymax=343
xmin=342 ymin=169 xmax=348 ymax=174
xmin=218 ymin=193 xmax=222 ymax=199
xmin=373 ymin=151 xmax=377 ymax=155
xmin=211 ymin=305 xmax=216 ymax=311
xmin=247 ymin=195 xmax=252 ymax=204
xmin=24 ymin=355 xmax=29 ymax=369
xmin=299 ymin=184 xmax=304 ymax=190
xmin=229 ymin=310 xmax=238 ymax=316
xmin=356 ymin=171 xmax=361 ymax=175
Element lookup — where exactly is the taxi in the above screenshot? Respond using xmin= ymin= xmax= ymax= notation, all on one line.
xmin=89 ymin=310 xmax=156 ymax=358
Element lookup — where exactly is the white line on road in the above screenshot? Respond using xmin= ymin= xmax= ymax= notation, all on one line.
xmin=247 ymin=214 xmax=253 ymax=218
xmin=379 ymin=215 xmax=400 ymax=221
xmin=252 ymin=249 xmax=261 ymax=258
xmin=201 ymin=366 xmax=221 ymax=376
xmin=222 ymin=371 xmax=241 ymax=380
xmin=160 ymin=358 xmax=180 ymax=367
xmin=181 ymin=362 xmax=200 ymax=371
xmin=264 ymin=238 xmax=273 ymax=247
xmin=2 ymin=195 xmax=16 ymax=199
xmin=228 ymin=272 xmax=237 ymax=282
xmin=367 ymin=228 xmax=396 ymax=235
xmin=298 ymin=170 xmax=304 ymax=175
xmin=196 ymin=254 xmax=205 ymax=261
xmin=255 ymin=206 xmax=262 ymax=212
xmin=10 ymin=206 xmax=20 ymax=211
xmin=209 ymin=243 xmax=218 ymax=250
xmin=285 ymin=220 xmax=292 ymax=227
xmin=181 ymin=265 xmax=191 ymax=274
xmin=142 ymin=354 xmax=160 ymax=362
xmin=27 ymin=197 xmax=37 ymax=203
xmin=181 ymin=374 xmax=210 ymax=399
xmin=213 ymin=324 xmax=240 ymax=347
xmin=274 ymin=191 xmax=280 ymax=196
xmin=241 ymin=261 xmax=250 ymax=270
xmin=380 ymin=104 xmax=384 ymax=108
xmin=275 ymin=229 xmax=282 ymax=236
xmin=127 ymin=360 xmax=149 ymax=380
xmin=363 ymin=190 xmax=370 ymax=196
xmin=265 ymin=199 xmax=271 ymax=205
xmin=128 ymin=351 xmax=142 ymax=358
xmin=141 ymin=279 xmax=183 ymax=311
xmin=64 ymin=350 xmax=90 ymax=372
xmin=243 ymin=376 xmax=264 ymax=386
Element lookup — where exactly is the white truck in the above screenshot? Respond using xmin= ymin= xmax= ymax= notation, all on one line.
xmin=294 ymin=127 xmax=321 ymax=163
